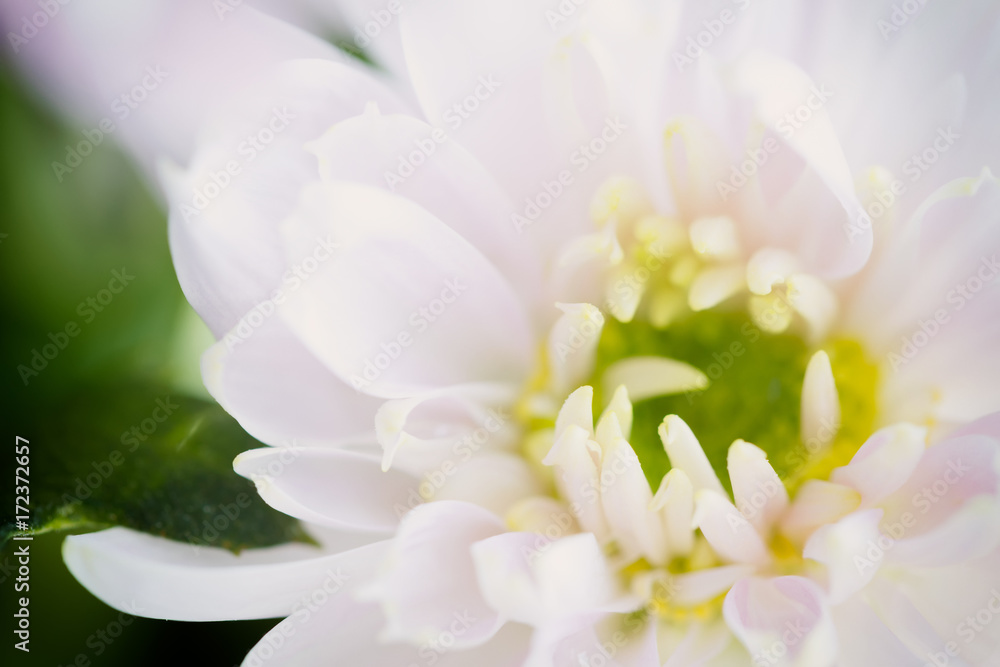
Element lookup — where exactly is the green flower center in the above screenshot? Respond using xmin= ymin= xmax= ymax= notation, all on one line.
xmin=590 ymin=309 xmax=880 ymax=492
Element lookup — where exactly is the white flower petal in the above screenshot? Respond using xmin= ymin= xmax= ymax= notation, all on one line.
xmin=651 ymin=469 xmax=695 ymax=559
xmin=63 ymin=527 xmax=388 ymax=621
xmin=505 ymin=496 xmax=578 ymax=535
xmin=431 ymin=452 xmax=545 ymax=518
xmin=522 ymin=611 xmax=660 ymax=667
xmin=233 ymin=447 xmax=419 ymax=533
xmin=693 ymin=490 xmax=770 ymax=566
xmin=165 ymin=58 xmax=408 ymax=336
xmin=727 ymin=439 xmax=789 ymax=535
xmin=600 ymin=437 xmax=666 ymax=564
xmin=554 ymin=385 xmax=596 ymax=442
xmin=660 ymin=617 xmax=738 ymax=667
xmin=398 ymin=0 xmax=621 ymax=254
xmin=360 ymin=501 xmax=505 ymax=648
xmin=732 ymin=51 xmax=873 ymax=279
xmin=889 ymin=549 xmax=1000 ymax=665
xmin=863 ymin=577 xmax=973 ymax=667
xmin=307 ymin=107 xmax=545 ymax=315
xmin=241 ymin=598 xmax=532 ymax=667
xmin=544 ymin=425 xmax=611 ymax=542
xmin=659 ymin=416 xmax=727 ymax=497
xmin=827 ymin=597 xmax=923 ymax=667
xmin=279 ymin=181 xmax=534 ymax=398
xmin=202 ymin=313 xmax=381 ymax=447
xmin=374 ymin=382 xmax=516 ymax=472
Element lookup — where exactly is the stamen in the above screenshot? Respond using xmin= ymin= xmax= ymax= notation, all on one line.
xmin=689 ymin=216 xmax=741 ymax=260
xmin=800 ymin=351 xmax=841 ymax=452
xmin=602 ymin=356 xmax=708 ymax=402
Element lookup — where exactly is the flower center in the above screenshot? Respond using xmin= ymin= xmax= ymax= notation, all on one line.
xmin=589 ymin=309 xmax=880 ymax=493
xmin=513 ymin=177 xmax=886 ymax=621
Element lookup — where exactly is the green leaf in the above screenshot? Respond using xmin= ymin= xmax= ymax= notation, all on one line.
xmin=2 ymin=385 xmax=312 ymax=552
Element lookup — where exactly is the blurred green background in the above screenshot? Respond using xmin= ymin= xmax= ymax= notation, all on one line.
xmin=0 ymin=57 xmax=288 ymax=667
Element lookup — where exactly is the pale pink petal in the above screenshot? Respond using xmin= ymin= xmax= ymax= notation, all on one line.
xmin=802 ymin=509 xmax=885 ymax=604
xmin=880 ymin=433 xmax=1000 ymax=567
xmin=723 ymin=576 xmax=837 ymax=667
xmin=0 ymin=0 xmax=343 ymax=176
xmin=830 ymin=423 xmax=927 ymax=506
xmin=361 ymin=501 xmax=505 ymax=648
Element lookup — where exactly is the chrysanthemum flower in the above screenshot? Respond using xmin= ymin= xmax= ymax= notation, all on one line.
xmin=20 ymin=0 xmax=1000 ymax=664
